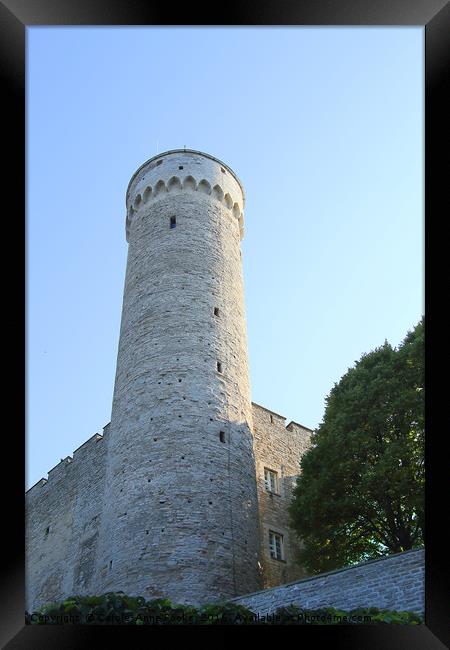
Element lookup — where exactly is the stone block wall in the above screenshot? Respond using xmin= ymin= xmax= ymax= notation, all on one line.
xmin=25 ymin=426 xmax=109 ymax=612
xmin=25 ymin=146 xmax=316 ymax=612
xmin=251 ymin=403 xmax=312 ymax=588
xmin=25 ymin=400 xmax=314 ymax=612
xmin=232 ymin=548 xmax=425 ymax=616
xmin=95 ymin=150 xmax=261 ymax=604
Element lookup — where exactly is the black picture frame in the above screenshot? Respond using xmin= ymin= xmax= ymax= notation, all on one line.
xmin=2 ymin=0 xmax=448 ymax=647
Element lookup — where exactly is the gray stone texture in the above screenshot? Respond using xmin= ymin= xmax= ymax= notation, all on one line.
xmin=25 ymin=431 xmax=108 ymax=610
xmin=27 ymin=151 xmax=272 ymax=611
xmin=251 ymin=403 xmax=312 ymax=587
xmin=25 ymin=399 xmax=314 ymax=611
xmin=94 ymin=150 xmax=260 ymax=605
xmin=25 ymin=149 xmax=422 ymax=619
xmin=231 ymin=548 xmax=425 ymax=616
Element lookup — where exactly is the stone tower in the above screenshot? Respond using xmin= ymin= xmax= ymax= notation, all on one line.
xmin=94 ymin=149 xmax=262 ymax=604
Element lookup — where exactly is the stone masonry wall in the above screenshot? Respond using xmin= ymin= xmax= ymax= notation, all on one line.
xmin=25 ymin=398 xmax=314 ymax=612
xmin=25 ymin=425 xmax=109 ymax=612
xmin=86 ymin=150 xmax=262 ymax=605
xmin=25 ymin=149 xmax=314 ymax=611
xmin=232 ymin=548 xmax=425 ymax=616
xmin=252 ymin=403 xmax=312 ymax=588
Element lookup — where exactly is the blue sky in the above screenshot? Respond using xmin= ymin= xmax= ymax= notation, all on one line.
xmin=27 ymin=27 xmax=424 ymax=489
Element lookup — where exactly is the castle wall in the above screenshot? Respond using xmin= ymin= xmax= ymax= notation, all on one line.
xmin=25 ymin=150 xmax=316 ymax=611
xmin=25 ymin=428 xmax=108 ymax=612
xmin=251 ymin=403 xmax=312 ymax=588
xmin=26 ymin=400 xmax=314 ymax=611
xmin=93 ymin=150 xmax=261 ymax=605
xmin=232 ymin=548 xmax=425 ymax=616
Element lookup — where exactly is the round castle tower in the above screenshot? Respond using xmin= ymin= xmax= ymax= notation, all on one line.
xmin=96 ymin=149 xmax=262 ymax=604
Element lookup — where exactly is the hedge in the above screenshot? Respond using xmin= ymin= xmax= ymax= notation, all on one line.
xmin=26 ymin=592 xmax=423 ymax=625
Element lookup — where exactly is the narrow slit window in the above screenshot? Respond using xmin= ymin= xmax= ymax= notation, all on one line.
xmin=170 ymin=216 xmax=176 ymax=229
xmin=214 ymin=307 xmax=220 ymax=317
xmin=217 ymin=361 xmax=222 ymax=373
xmin=219 ymin=431 xmax=226 ymax=443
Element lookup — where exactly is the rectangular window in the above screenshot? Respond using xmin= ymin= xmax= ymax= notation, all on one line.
xmin=217 ymin=361 xmax=222 ymax=373
xmin=269 ymin=531 xmax=283 ymax=560
xmin=219 ymin=431 xmax=226 ymax=443
xmin=264 ymin=468 xmax=278 ymax=494
xmin=170 ymin=216 xmax=176 ymax=229
xmin=214 ymin=307 xmax=220 ymax=317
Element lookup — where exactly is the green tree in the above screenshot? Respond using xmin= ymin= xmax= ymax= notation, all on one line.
xmin=289 ymin=318 xmax=424 ymax=574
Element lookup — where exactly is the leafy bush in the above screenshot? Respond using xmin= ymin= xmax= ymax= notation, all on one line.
xmin=26 ymin=593 xmax=423 ymax=625
xmin=270 ymin=604 xmax=423 ymax=625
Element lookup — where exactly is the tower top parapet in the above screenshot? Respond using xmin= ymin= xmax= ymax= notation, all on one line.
xmin=126 ymin=149 xmax=245 ymax=203
xmin=125 ymin=149 xmax=245 ymax=242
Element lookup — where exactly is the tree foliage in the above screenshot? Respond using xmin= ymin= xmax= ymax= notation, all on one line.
xmin=289 ymin=318 xmax=424 ymax=573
